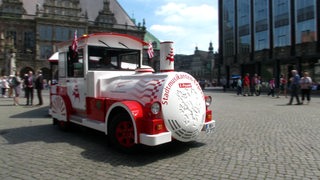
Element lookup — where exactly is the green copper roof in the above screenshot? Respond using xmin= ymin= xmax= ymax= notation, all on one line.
xmin=144 ymin=31 xmax=160 ymax=50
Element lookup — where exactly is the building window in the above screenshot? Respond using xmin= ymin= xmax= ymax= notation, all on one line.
xmin=258 ymin=39 xmax=266 ymax=50
xmin=274 ymin=0 xmax=289 ymax=15
xmin=295 ymin=0 xmax=315 ymax=10
xmin=296 ymin=20 xmax=316 ymax=43
xmin=40 ymin=45 xmax=52 ymax=59
xmin=273 ymin=0 xmax=290 ymax=47
xmin=276 ymin=34 xmax=289 ymax=47
xmin=223 ymin=0 xmax=235 ymax=57
xmin=54 ymin=27 xmax=85 ymax=41
xmin=274 ymin=25 xmax=290 ymax=47
xmin=239 ymin=35 xmax=250 ymax=54
xmin=24 ymin=32 xmax=35 ymax=53
xmin=295 ymin=0 xmax=316 ymax=44
xmin=238 ymin=0 xmax=250 ymax=26
xmin=254 ymin=0 xmax=268 ymax=19
xmin=255 ymin=19 xmax=268 ymax=32
xmin=55 ymin=27 xmax=63 ymax=41
xmin=237 ymin=0 xmax=251 ymax=54
xmin=6 ymin=31 xmax=17 ymax=47
xmin=255 ymin=31 xmax=269 ymax=50
xmin=39 ymin=25 xmax=52 ymax=41
xmin=225 ymin=39 xmax=234 ymax=57
xmin=274 ymin=14 xmax=289 ymax=27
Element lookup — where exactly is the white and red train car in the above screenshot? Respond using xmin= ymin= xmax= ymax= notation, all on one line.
xmin=49 ymin=32 xmax=215 ymax=151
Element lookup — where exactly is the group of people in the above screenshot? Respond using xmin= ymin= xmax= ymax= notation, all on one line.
xmin=235 ymin=69 xmax=313 ymax=105
xmin=236 ymin=73 xmax=263 ymax=97
xmin=287 ymin=70 xmax=313 ymax=105
xmin=0 ymin=70 xmax=44 ymax=106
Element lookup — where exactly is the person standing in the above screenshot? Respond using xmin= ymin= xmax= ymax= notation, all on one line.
xmin=12 ymin=71 xmax=22 ymax=106
xmin=250 ymin=74 xmax=257 ymax=96
xmin=35 ymin=70 xmax=44 ymax=106
xmin=1 ymin=76 xmax=9 ymax=98
xmin=277 ymin=74 xmax=287 ymax=98
xmin=253 ymin=74 xmax=261 ymax=96
xmin=243 ymin=73 xmax=250 ymax=96
xmin=237 ymin=76 xmax=242 ymax=95
xmin=0 ymin=76 xmax=4 ymax=97
xmin=267 ymin=78 xmax=275 ymax=97
xmin=300 ymin=71 xmax=312 ymax=104
xmin=287 ymin=70 xmax=302 ymax=105
xmin=24 ymin=71 xmax=34 ymax=106
xmin=23 ymin=73 xmax=28 ymax=98
xmin=8 ymin=75 xmax=14 ymax=98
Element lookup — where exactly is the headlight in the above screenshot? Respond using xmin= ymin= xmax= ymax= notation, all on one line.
xmin=151 ymin=102 xmax=161 ymax=115
xmin=205 ymin=96 xmax=212 ymax=107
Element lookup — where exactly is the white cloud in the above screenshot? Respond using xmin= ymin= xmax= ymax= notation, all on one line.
xmin=156 ymin=3 xmax=217 ymax=25
xmin=149 ymin=2 xmax=218 ymax=54
xmin=150 ymin=24 xmax=186 ymax=35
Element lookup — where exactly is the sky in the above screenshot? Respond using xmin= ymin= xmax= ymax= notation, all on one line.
xmin=117 ymin=0 xmax=218 ymax=55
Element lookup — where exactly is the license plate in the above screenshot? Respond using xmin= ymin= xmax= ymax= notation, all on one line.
xmin=205 ymin=123 xmax=215 ymax=134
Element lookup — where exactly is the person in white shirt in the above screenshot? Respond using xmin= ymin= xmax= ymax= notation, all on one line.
xmin=1 ymin=76 xmax=9 ymax=98
xmin=300 ymin=71 xmax=312 ymax=104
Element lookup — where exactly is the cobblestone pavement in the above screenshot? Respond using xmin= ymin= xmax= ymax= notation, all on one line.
xmin=0 ymin=90 xmax=320 ymax=179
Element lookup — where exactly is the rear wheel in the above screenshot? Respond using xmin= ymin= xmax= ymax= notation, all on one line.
xmin=53 ymin=118 xmax=70 ymax=131
xmin=109 ymin=114 xmax=137 ymax=152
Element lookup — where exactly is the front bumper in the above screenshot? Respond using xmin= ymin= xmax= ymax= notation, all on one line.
xmin=140 ymin=132 xmax=172 ymax=146
xmin=140 ymin=120 xmax=215 ymax=146
xmin=202 ymin=120 xmax=215 ymax=133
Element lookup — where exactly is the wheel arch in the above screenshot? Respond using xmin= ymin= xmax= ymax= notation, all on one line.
xmin=51 ymin=94 xmax=73 ymax=122
xmin=106 ymin=101 xmax=144 ymax=144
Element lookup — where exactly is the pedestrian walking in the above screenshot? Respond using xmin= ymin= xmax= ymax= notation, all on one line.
xmin=267 ymin=78 xmax=275 ymax=97
xmin=24 ymin=71 xmax=34 ymax=106
xmin=277 ymin=74 xmax=287 ymax=98
xmin=35 ymin=70 xmax=44 ymax=105
xmin=243 ymin=73 xmax=250 ymax=96
xmin=12 ymin=71 xmax=22 ymax=106
xmin=250 ymin=74 xmax=257 ymax=96
xmin=287 ymin=70 xmax=302 ymax=105
xmin=237 ymin=76 xmax=242 ymax=95
xmin=221 ymin=78 xmax=227 ymax=92
xmin=300 ymin=71 xmax=312 ymax=104
xmin=253 ymin=74 xmax=261 ymax=96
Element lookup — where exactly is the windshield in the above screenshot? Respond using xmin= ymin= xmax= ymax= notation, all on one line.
xmin=88 ymin=46 xmax=141 ymax=71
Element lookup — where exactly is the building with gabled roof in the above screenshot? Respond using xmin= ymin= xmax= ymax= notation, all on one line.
xmin=0 ymin=0 xmax=146 ymax=79
xmin=175 ymin=42 xmax=216 ymax=84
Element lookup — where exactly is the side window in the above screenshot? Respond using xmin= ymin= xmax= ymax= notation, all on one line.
xmin=74 ymin=49 xmax=84 ymax=77
xmin=58 ymin=52 xmax=66 ymax=78
xmin=67 ymin=47 xmax=84 ymax=77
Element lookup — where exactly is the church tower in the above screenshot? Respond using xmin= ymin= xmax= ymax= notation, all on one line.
xmin=208 ymin=41 xmax=214 ymax=54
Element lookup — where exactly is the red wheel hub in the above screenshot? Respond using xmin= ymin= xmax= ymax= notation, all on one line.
xmin=115 ymin=121 xmax=134 ymax=148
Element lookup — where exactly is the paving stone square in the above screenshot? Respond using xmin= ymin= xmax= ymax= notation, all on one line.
xmin=0 ymin=90 xmax=319 ymax=179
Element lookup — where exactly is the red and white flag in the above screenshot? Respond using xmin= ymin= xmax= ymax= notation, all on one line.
xmin=147 ymin=42 xmax=154 ymax=59
xmin=71 ymin=30 xmax=78 ymax=52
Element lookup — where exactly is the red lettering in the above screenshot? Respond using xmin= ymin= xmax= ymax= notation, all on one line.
xmin=162 ymin=100 xmax=168 ymax=105
xmin=179 ymin=83 xmax=192 ymax=88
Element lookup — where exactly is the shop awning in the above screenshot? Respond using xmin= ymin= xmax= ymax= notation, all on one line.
xmin=48 ymin=52 xmax=59 ymax=63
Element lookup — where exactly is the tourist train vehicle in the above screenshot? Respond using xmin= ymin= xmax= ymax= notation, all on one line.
xmin=49 ymin=32 xmax=215 ymax=151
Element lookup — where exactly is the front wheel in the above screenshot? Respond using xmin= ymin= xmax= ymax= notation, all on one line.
xmin=108 ymin=114 xmax=138 ymax=152
xmin=53 ymin=118 xmax=70 ymax=131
